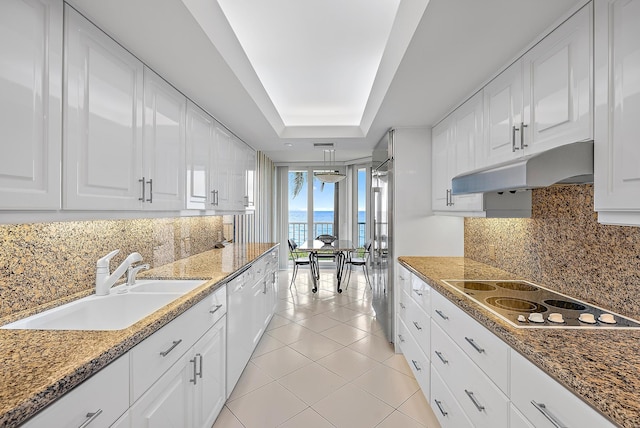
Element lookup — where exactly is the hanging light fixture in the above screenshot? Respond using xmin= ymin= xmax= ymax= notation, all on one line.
xmin=314 ymin=149 xmax=347 ymax=183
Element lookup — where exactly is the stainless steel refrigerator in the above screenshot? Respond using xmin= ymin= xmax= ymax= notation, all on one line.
xmin=371 ymin=130 xmax=393 ymax=342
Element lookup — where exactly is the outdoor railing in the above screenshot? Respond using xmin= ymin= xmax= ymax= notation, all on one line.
xmin=288 ymin=222 xmax=366 ymax=248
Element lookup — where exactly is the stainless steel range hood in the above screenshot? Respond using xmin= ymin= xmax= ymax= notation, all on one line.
xmin=451 ymin=141 xmax=594 ymax=195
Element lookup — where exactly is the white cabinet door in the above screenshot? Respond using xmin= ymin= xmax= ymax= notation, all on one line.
xmin=211 ymin=124 xmax=232 ymax=210
xmin=0 ymin=0 xmax=62 ymax=210
xmin=186 ymin=101 xmax=214 ymax=210
xmin=482 ymin=62 xmax=523 ymax=166
xmin=431 ymin=118 xmax=452 ymax=211
xmin=130 ymin=351 xmax=193 ymax=428
xmin=451 ymin=92 xmax=484 ymax=211
xmin=523 ymin=4 xmax=592 ymax=154
xmin=143 ymin=67 xmax=186 ymax=211
xmin=594 ymin=0 xmax=640 ymax=225
xmin=24 ymin=355 xmax=129 ymax=428
xmin=226 ymin=273 xmax=252 ymax=395
xmin=64 ymin=5 xmax=144 ymax=210
xmin=193 ymin=319 xmax=226 ymax=428
xmin=244 ymin=143 xmax=257 ymax=211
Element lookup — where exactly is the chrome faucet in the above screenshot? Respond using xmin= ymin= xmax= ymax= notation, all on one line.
xmin=95 ymin=250 xmax=143 ymax=296
xmin=127 ymin=263 xmax=150 ymax=286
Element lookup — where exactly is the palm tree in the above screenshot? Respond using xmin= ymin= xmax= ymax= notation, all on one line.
xmin=290 ymin=171 xmax=305 ymax=199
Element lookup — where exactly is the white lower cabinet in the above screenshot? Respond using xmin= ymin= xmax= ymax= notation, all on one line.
xmin=23 ymin=354 xmax=129 ymax=428
xmin=431 ymin=366 xmax=474 ymax=428
xmin=130 ymin=317 xmax=226 ymax=428
xmin=226 ymin=248 xmax=279 ymax=397
xmin=397 ymin=317 xmax=430 ymax=397
xmin=400 ymin=265 xmax=615 ymax=428
xmin=510 ymin=351 xmax=614 ymax=428
xmin=431 ymin=321 xmax=509 ymax=428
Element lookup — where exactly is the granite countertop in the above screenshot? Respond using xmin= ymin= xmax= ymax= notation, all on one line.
xmin=398 ymin=256 xmax=640 ymax=428
xmin=0 ymin=243 xmax=277 ymax=428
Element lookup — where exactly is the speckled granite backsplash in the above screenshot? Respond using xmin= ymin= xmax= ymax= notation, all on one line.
xmin=0 ymin=216 xmax=223 ymax=318
xmin=465 ymin=184 xmax=640 ymax=320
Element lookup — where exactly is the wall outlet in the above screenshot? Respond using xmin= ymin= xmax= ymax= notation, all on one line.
xmin=488 ymin=244 xmax=496 ymax=261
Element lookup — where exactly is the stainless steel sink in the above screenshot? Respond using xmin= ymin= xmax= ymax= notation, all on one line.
xmin=1 ymin=279 xmax=207 ymax=331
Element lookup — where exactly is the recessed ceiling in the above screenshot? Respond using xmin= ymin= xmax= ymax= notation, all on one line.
xmin=65 ymin=0 xmax=584 ymax=163
xmin=217 ymin=0 xmax=401 ymax=128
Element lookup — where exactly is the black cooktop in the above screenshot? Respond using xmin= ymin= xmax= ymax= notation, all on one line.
xmin=442 ymin=280 xmax=640 ymax=328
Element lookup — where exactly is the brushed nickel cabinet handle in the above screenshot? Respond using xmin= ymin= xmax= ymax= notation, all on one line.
xmin=465 ymin=337 xmax=485 ymax=354
xmin=138 ymin=177 xmax=145 ymax=201
xmin=435 ymin=309 xmax=449 ymax=320
xmin=159 ymin=339 xmax=182 ymax=357
xmin=465 ymin=389 xmax=485 ymax=412
xmin=146 ymin=178 xmax=153 ymax=203
xmin=521 ymin=122 xmax=528 ymax=149
xmin=434 ymin=399 xmax=448 ymax=417
xmin=413 ymin=289 xmax=423 ymax=296
xmin=435 ymin=350 xmax=448 ymax=364
xmin=210 ymin=304 xmax=223 ymax=314
xmin=398 ymin=334 xmax=405 ymax=343
xmin=412 ymin=321 xmax=423 ymax=331
xmin=531 ymin=401 xmax=567 ymax=428
xmin=411 ymin=359 xmax=422 ymax=371
xmin=399 ymin=302 xmax=406 ymax=309
xmin=78 ymin=409 xmax=103 ymax=428
xmin=190 ymin=355 xmax=198 ymax=384
xmin=512 ymin=125 xmax=520 ymax=151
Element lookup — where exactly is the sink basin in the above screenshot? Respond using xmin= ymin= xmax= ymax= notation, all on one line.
xmin=126 ymin=279 xmax=206 ymax=294
xmin=1 ymin=279 xmax=206 ymax=331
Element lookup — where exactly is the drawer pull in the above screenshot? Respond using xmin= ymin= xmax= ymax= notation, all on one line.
xmin=435 ymin=350 xmax=448 ymax=364
xmin=465 ymin=337 xmax=485 ymax=354
xmin=159 ymin=339 xmax=182 ymax=357
xmin=435 ymin=309 xmax=448 ymax=320
xmin=78 ymin=409 xmax=103 ymax=428
xmin=210 ymin=304 xmax=223 ymax=314
xmin=398 ymin=334 xmax=405 ymax=343
xmin=196 ymin=353 xmax=203 ymax=379
xmin=412 ymin=321 xmax=423 ymax=331
xmin=434 ymin=399 xmax=448 ymax=417
xmin=399 ymin=303 xmax=406 ymax=309
xmin=190 ymin=355 xmax=198 ymax=385
xmin=531 ymin=401 xmax=567 ymax=428
xmin=411 ymin=359 xmax=422 ymax=371
xmin=465 ymin=389 xmax=485 ymax=412
xmin=413 ymin=289 xmax=423 ymax=296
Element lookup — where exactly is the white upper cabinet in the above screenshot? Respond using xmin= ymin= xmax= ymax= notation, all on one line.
xmin=594 ymin=0 xmax=640 ymax=226
xmin=64 ymin=5 xmax=144 ymax=210
xmin=480 ymin=4 xmax=592 ymax=168
xmin=0 ymin=0 xmax=62 ymax=210
xmin=186 ymin=101 xmax=214 ymax=210
xmin=522 ymin=3 xmax=592 ymax=154
xmin=482 ymin=62 xmax=524 ymax=167
xmin=432 ymin=92 xmax=484 ymax=214
xmin=143 ymin=67 xmax=187 ymax=211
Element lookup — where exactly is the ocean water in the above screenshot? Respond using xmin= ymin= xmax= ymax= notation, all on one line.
xmin=289 ymin=210 xmax=365 ymax=223
xmin=288 ymin=211 xmax=366 ymax=246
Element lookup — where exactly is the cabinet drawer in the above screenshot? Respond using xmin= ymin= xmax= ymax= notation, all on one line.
xmin=410 ymin=274 xmax=431 ymax=313
xmin=404 ymin=295 xmax=430 ymax=356
xmin=397 ymin=317 xmax=430 ymax=399
xmin=24 ymin=355 xmax=129 ymax=428
xmin=510 ymin=404 xmax=534 ymax=428
xmin=397 ymin=264 xmax=413 ymax=296
xmin=431 ymin=322 xmax=509 ymax=428
xmin=511 ymin=351 xmax=614 ymax=428
xmin=431 ymin=366 xmax=474 ymax=428
xmin=431 ymin=290 xmax=509 ymax=393
xmin=131 ymin=288 xmax=225 ymax=402
xmin=397 ymin=289 xmax=410 ymax=325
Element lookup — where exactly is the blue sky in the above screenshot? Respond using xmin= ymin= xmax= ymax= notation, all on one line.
xmin=289 ymin=170 xmax=366 ymax=211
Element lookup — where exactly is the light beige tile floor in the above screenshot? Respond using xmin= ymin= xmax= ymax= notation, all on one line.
xmin=213 ymin=267 xmax=441 ymax=428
